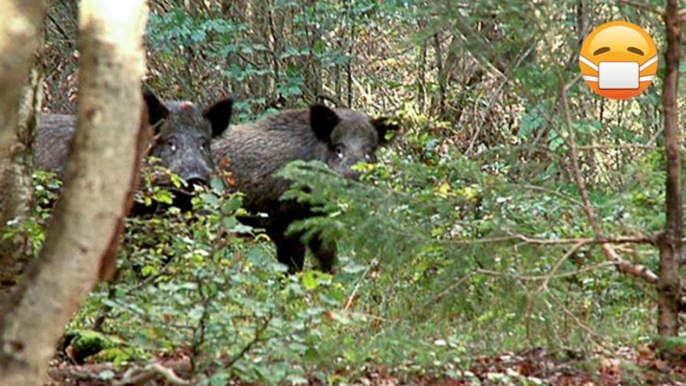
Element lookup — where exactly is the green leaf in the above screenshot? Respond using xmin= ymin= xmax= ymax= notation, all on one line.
xmin=200 ymin=193 xmax=220 ymax=206
xmin=301 ymin=270 xmax=320 ymax=291
xmin=154 ymin=189 xmax=174 ymax=205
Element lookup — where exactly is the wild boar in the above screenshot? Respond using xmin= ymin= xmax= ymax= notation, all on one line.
xmin=211 ymin=103 xmax=399 ymax=274
xmin=34 ymin=88 xmax=233 ymax=213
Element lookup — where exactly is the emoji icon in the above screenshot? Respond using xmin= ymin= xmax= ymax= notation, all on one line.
xmin=579 ymin=21 xmax=658 ymax=100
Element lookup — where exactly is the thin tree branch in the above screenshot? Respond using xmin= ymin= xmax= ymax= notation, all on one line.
xmin=47 ymin=13 xmax=74 ymax=47
xmin=618 ymin=0 xmax=662 ymax=15
xmin=576 ymin=144 xmax=659 ymax=151
xmin=223 ymin=309 xmax=273 ymax=369
xmin=475 ymin=261 xmax=620 ymax=282
xmin=521 ymin=184 xmax=585 ymax=207
xmin=422 ymin=272 xmax=477 ymax=309
xmin=536 ymin=241 xmax=587 ymax=292
xmin=509 ymin=232 xmax=657 ymax=246
xmin=549 ymin=293 xmax=608 ymax=345
xmin=558 ymin=74 xmax=659 ymax=284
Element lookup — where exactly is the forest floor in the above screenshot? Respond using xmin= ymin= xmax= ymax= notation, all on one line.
xmin=44 ymin=344 xmax=686 ymax=386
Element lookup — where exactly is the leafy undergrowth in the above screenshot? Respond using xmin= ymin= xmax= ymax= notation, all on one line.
xmin=18 ymin=142 xmax=679 ymax=386
xmin=44 ymin=345 xmax=686 ymax=386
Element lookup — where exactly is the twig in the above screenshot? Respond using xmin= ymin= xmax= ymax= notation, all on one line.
xmin=224 ymin=309 xmax=273 ymax=368
xmin=475 ymin=261 xmax=620 ymax=281
xmin=114 ymin=363 xmax=190 ymax=386
xmin=421 ymin=272 xmax=476 ymax=309
xmin=144 ymin=122 xmax=163 ymax=156
xmin=316 ymin=92 xmax=344 ymax=108
xmin=47 ymin=13 xmax=74 ymax=47
xmin=422 ymin=255 xmax=628 ymax=312
xmin=190 ymin=272 xmax=215 ymax=373
xmin=343 ymin=264 xmax=371 ymax=311
xmin=508 ymin=232 xmax=657 ymax=246
xmin=576 ymin=144 xmax=659 ymax=151
xmin=558 ymin=73 xmax=659 ymax=284
xmin=465 ymin=60 xmax=517 ymax=156
xmin=549 ymin=293 xmax=608 ymax=346
xmin=448 ymin=235 xmax=518 ymax=244
xmin=536 ymin=241 xmax=587 ymax=292
xmin=521 ymin=184 xmax=584 ymax=207
xmin=618 ymin=0 xmax=662 ymax=15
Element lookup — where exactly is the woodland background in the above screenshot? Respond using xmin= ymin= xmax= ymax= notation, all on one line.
xmin=1 ymin=0 xmax=686 ymax=385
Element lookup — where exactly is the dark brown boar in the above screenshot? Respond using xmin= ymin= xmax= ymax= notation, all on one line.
xmin=211 ymin=103 xmax=399 ymax=274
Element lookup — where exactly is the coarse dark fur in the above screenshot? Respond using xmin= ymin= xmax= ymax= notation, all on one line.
xmin=34 ymin=113 xmax=78 ymax=177
xmin=211 ymin=103 xmax=399 ymax=274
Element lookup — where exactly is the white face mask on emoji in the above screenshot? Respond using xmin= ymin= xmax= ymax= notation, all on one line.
xmin=579 ymin=54 xmax=657 ymax=90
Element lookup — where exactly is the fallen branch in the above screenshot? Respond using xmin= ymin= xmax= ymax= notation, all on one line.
xmin=115 ymin=362 xmax=190 ymax=386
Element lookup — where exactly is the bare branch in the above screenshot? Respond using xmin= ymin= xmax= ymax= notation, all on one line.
xmin=536 ymin=241 xmax=587 ymax=292
xmin=224 ymin=309 xmax=273 ymax=369
xmin=509 ymin=232 xmax=657 ymax=246
xmin=618 ymin=0 xmax=662 ymax=15
xmin=576 ymin=144 xmax=659 ymax=151
xmin=448 ymin=236 xmax=519 ymax=245
xmin=475 ymin=261 xmax=620 ymax=282
xmin=558 ymin=73 xmax=660 ymax=285
xmin=343 ymin=264 xmax=371 ymax=311
xmin=422 ymin=272 xmax=477 ymax=309
xmin=549 ymin=294 xmax=608 ymax=346
xmin=521 ymin=184 xmax=584 ymax=207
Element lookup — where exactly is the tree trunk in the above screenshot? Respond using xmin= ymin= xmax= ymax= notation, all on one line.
xmin=0 ymin=1 xmax=149 ymax=385
xmin=0 ymin=40 xmax=45 ymax=301
xmin=0 ymin=0 xmax=47 ymax=194
xmin=657 ymin=0 xmax=682 ymax=338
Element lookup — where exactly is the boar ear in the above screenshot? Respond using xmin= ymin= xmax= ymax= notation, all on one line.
xmin=142 ymin=88 xmax=169 ymax=134
xmin=371 ymin=117 xmax=400 ymax=145
xmin=310 ymin=103 xmax=340 ymax=143
xmin=203 ymin=96 xmax=234 ymax=138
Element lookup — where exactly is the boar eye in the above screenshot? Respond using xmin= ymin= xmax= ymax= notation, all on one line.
xmin=167 ymin=139 xmax=177 ymax=153
xmin=335 ymin=145 xmax=345 ymax=159
xmin=199 ymin=140 xmax=208 ymax=151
